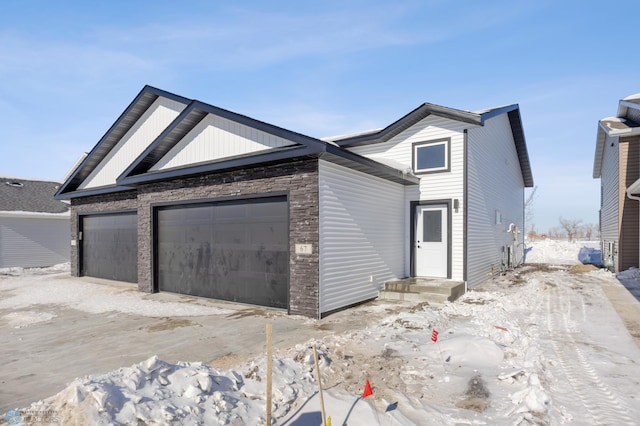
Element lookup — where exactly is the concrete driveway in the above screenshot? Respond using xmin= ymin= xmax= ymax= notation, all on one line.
xmin=0 ymin=271 xmax=399 ymax=412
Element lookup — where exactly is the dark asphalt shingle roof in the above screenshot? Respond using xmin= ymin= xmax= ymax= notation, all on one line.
xmin=0 ymin=177 xmax=70 ymax=213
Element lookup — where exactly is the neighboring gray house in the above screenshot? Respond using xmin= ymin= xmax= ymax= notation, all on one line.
xmin=593 ymin=94 xmax=640 ymax=271
xmin=0 ymin=176 xmax=70 ymax=268
xmin=55 ymin=86 xmax=533 ymax=318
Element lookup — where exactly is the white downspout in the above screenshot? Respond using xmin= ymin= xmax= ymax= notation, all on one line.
xmin=626 ymin=191 xmax=640 ymax=201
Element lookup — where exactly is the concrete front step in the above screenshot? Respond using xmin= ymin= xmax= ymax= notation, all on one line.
xmin=379 ymin=290 xmax=451 ymax=304
xmin=379 ymin=278 xmax=466 ymax=304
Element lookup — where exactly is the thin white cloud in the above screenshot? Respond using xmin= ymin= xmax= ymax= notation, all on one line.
xmin=245 ymin=102 xmax=384 ymax=138
xmin=80 ymin=2 xmax=539 ymax=70
xmin=86 ymin=9 xmax=417 ymax=69
xmin=0 ymin=34 xmax=154 ymax=76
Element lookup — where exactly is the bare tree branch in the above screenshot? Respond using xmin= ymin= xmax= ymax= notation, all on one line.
xmin=559 ymin=217 xmax=582 ymax=242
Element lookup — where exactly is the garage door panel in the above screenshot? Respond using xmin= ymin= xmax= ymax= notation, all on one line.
xmin=156 ymin=198 xmax=288 ymax=309
xmin=82 ymin=212 xmax=137 ymax=283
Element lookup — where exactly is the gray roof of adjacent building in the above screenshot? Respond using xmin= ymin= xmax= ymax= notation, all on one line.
xmin=0 ymin=176 xmax=70 ymax=213
xmin=593 ymin=95 xmax=640 ymax=179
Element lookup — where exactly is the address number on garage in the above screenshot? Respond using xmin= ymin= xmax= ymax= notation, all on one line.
xmin=295 ymin=244 xmax=313 ymax=255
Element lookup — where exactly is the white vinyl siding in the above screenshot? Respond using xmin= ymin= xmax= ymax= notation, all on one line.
xmin=349 ymin=115 xmax=467 ymax=280
xmin=466 ymin=114 xmax=524 ymax=288
xmin=600 ymin=134 xmax=619 ymax=269
xmin=0 ymin=215 xmax=70 ymax=268
xmin=79 ymin=97 xmax=186 ymax=189
xmin=319 ymin=160 xmax=405 ymax=315
xmin=151 ymin=114 xmax=296 ymax=171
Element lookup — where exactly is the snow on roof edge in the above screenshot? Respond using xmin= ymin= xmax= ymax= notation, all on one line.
xmin=322 ymin=128 xmax=384 ymax=142
xmin=0 ymin=210 xmax=70 ymax=218
xmin=622 ymin=93 xmax=640 ymax=101
xmin=0 ymin=175 xmax=63 ymax=184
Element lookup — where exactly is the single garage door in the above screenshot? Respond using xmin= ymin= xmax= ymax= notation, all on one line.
xmin=81 ymin=212 xmax=138 ymax=282
xmin=155 ymin=197 xmax=289 ymax=309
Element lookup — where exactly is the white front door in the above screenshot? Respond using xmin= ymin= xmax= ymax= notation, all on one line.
xmin=415 ymin=204 xmax=448 ymax=277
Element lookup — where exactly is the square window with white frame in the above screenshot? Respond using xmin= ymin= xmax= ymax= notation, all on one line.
xmin=412 ymin=138 xmax=450 ymax=174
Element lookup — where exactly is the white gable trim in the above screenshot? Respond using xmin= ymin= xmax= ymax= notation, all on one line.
xmin=78 ymin=97 xmax=186 ymax=190
xmin=150 ymin=113 xmax=296 ymax=171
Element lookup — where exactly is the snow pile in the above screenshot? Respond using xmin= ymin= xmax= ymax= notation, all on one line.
xmin=6 ymin=239 xmax=640 ymax=424
xmin=618 ymin=267 xmax=640 ymax=283
xmin=525 ymin=238 xmax=599 ymax=265
xmin=28 ymin=355 xmax=297 ymax=425
xmin=21 ymin=276 xmax=558 ymax=425
xmin=616 ymin=267 xmax=640 ymax=299
xmin=27 ymin=350 xmax=351 ymax=425
xmin=0 ymin=270 xmax=233 ymax=317
xmin=0 ymin=262 xmax=70 ymax=277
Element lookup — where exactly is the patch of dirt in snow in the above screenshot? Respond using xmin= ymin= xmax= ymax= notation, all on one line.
xmin=143 ymin=318 xmax=198 ymax=332
xmin=569 ymin=264 xmax=599 ymax=274
xmin=455 ymin=374 xmax=490 ymax=412
xmin=2 ymin=310 xmax=57 ymax=328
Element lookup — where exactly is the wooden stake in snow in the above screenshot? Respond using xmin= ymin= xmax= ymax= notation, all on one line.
xmin=266 ymin=323 xmax=273 ymax=426
xmin=432 ymin=329 xmax=447 ymax=376
xmin=313 ymin=344 xmax=327 ymax=426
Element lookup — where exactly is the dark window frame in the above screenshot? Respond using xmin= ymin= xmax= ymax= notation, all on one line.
xmin=412 ymin=138 xmax=451 ymax=174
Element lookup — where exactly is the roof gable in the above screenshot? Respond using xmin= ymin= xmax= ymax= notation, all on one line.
xmin=117 ymin=99 xmax=332 ymax=185
xmin=55 ymin=86 xmax=191 ymax=198
xmin=329 ymin=103 xmax=533 ymax=187
xmin=56 ymin=87 xmax=419 ymax=199
xmin=78 ymin=96 xmax=187 ymax=190
xmin=149 ymin=113 xmax=296 ymax=171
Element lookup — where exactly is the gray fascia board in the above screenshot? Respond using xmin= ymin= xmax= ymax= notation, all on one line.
xmin=54 ymin=185 xmax=135 ymax=200
xmin=189 ymin=100 xmax=328 ymax=150
xmin=142 ymin=85 xmax=193 ymax=105
xmin=336 ymin=103 xmax=482 ymax=148
xmin=118 ymin=101 xmax=206 ymax=180
xmin=593 ymin=125 xmax=607 ymax=179
xmin=421 ymin=103 xmax=482 ymax=126
xmin=119 ymin=99 xmax=329 ymax=183
xmin=478 ymin=104 xmax=519 ymax=124
xmin=323 ymin=144 xmax=419 ymax=185
xmin=118 ymin=145 xmax=321 ymax=186
xmin=55 ymin=85 xmax=191 ymax=198
xmin=507 ymin=109 xmax=534 ymax=187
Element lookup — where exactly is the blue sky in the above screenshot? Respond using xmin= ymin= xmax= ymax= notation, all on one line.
xmin=0 ymin=0 xmax=637 ymax=232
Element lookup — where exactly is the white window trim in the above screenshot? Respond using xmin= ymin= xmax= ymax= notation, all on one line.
xmin=412 ymin=138 xmax=450 ymax=174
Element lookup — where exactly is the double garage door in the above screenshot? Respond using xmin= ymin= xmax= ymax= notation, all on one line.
xmin=156 ymin=198 xmax=289 ymax=309
xmin=81 ymin=198 xmax=289 ymax=309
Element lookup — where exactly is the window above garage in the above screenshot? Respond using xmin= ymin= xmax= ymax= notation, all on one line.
xmin=412 ymin=138 xmax=450 ymax=174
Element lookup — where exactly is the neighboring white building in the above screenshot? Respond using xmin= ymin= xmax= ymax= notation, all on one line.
xmin=55 ymin=86 xmax=533 ymax=318
xmin=593 ymin=94 xmax=640 ymax=271
xmin=0 ymin=176 xmax=70 ymax=268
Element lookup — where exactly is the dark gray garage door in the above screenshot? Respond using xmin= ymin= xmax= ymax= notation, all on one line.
xmin=155 ymin=197 xmax=289 ymax=309
xmin=81 ymin=212 xmax=138 ymax=283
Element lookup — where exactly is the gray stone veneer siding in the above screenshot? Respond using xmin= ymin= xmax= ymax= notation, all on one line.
xmin=70 ymin=159 xmax=320 ymax=318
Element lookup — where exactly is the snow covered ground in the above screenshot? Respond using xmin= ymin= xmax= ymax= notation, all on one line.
xmin=2 ymin=239 xmax=640 ymax=425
